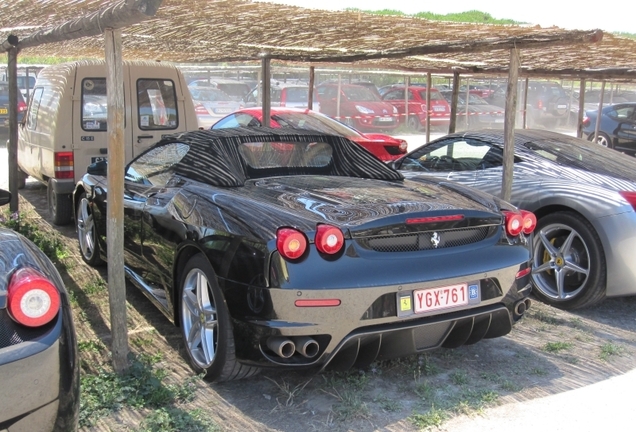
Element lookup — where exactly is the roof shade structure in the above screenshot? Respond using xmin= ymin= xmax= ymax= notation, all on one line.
xmin=2 ymin=0 xmax=635 ymax=80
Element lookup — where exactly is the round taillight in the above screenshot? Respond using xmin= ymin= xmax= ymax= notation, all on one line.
xmin=503 ymin=211 xmax=523 ymax=237
xmin=398 ymin=140 xmax=408 ymax=152
xmin=520 ymin=210 xmax=537 ymax=235
xmin=7 ymin=268 xmax=60 ymax=327
xmin=315 ymin=224 xmax=344 ymax=255
xmin=276 ymin=228 xmax=307 ymax=260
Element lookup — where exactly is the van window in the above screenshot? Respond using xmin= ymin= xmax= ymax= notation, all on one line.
xmin=82 ymin=78 xmax=108 ymax=131
xmin=137 ymin=79 xmax=178 ymax=130
xmin=27 ymin=87 xmax=44 ymax=130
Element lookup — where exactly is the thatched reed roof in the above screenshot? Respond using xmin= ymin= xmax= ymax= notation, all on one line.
xmin=1 ymin=0 xmax=635 ymax=79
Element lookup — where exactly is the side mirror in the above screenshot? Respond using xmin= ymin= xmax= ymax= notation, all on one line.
xmin=87 ymin=160 xmax=108 ymax=176
xmin=0 ymin=188 xmax=11 ymax=206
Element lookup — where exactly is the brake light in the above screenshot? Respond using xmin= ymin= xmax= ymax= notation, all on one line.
xmin=502 ymin=210 xmax=523 ymax=236
xmin=520 ymin=210 xmax=537 ymax=234
xmin=407 ymin=214 xmax=464 ymax=224
xmin=537 ymin=100 xmax=543 ymax=110
xmin=17 ymin=100 xmax=27 ymax=113
xmin=295 ymin=299 xmax=341 ymax=307
xmin=582 ymin=116 xmax=590 ymax=127
xmin=619 ymin=191 xmax=636 ymax=211
xmin=277 ymin=228 xmax=307 ymax=260
xmin=7 ymin=268 xmax=60 ymax=327
xmin=397 ymin=139 xmax=408 ymax=152
xmin=315 ymin=224 xmax=344 ymax=254
xmin=54 ymin=151 xmax=74 ymax=180
xmin=194 ymin=103 xmax=208 ymax=115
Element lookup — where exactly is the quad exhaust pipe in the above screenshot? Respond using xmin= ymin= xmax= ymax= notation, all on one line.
xmin=514 ymin=298 xmax=532 ymax=316
xmin=266 ymin=336 xmax=320 ymax=359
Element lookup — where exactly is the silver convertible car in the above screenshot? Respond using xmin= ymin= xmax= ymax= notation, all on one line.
xmin=392 ymin=129 xmax=636 ymax=309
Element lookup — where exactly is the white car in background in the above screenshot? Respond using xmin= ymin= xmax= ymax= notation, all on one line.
xmin=188 ymin=86 xmax=241 ymax=129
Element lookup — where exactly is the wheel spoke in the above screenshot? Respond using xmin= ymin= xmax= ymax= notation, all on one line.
xmin=183 ymin=289 xmax=199 ymax=317
xmin=539 ymin=231 xmax=558 ymax=256
xmin=564 ymin=260 xmax=589 ymax=276
xmin=533 ymin=261 xmax=553 ymax=274
xmin=187 ymin=320 xmax=202 ymax=350
xmin=558 ymin=230 xmax=577 ymax=256
xmin=555 ymin=268 xmax=567 ymax=299
xmin=196 ymin=272 xmax=210 ymax=310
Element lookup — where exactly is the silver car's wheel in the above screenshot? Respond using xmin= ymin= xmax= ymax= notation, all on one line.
xmin=531 ymin=212 xmax=605 ymax=309
xmin=179 ymin=254 xmax=260 ymax=381
xmin=76 ymin=193 xmax=102 ymax=266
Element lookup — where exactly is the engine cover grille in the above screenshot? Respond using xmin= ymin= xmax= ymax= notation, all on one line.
xmin=357 ymin=226 xmax=493 ymax=252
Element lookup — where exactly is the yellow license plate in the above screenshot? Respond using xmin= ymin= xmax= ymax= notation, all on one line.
xmin=0 ymin=108 xmax=8 ymax=115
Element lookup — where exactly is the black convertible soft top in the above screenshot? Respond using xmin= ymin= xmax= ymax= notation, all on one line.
xmin=148 ymin=127 xmax=404 ymax=187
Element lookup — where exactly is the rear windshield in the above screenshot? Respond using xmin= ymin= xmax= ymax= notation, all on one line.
xmin=284 ymin=87 xmax=309 ymax=102
xmin=239 ymin=141 xmax=333 ymax=170
xmin=343 ymin=86 xmax=380 ymax=102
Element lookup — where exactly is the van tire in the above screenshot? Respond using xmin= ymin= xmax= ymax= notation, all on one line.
xmin=47 ymin=179 xmax=73 ymax=226
xmin=17 ymin=169 xmax=27 ymax=189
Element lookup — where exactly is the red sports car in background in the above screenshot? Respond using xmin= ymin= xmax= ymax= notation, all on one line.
xmin=211 ymin=107 xmax=408 ymax=161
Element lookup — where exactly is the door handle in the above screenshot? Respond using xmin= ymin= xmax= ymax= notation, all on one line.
xmin=137 ymin=135 xmax=154 ymax=144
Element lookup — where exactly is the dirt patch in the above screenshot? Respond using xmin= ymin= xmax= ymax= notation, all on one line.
xmin=11 ymin=181 xmax=636 ymax=432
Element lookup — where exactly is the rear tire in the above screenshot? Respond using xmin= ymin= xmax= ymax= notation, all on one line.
xmin=47 ymin=179 xmax=72 ymax=226
xmin=588 ymin=132 xmax=613 ymax=149
xmin=17 ymin=169 xmax=27 ymax=189
xmin=76 ymin=192 xmax=103 ymax=267
xmin=531 ymin=211 xmax=606 ymax=309
xmin=179 ymin=254 xmax=260 ymax=382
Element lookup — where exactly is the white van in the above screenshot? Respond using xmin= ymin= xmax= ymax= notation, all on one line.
xmin=17 ymin=60 xmax=198 ymax=225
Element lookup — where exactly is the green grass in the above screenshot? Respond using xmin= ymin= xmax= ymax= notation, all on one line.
xmin=80 ymin=354 xmax=200 ymax=428
xmin=600 ymin=342 xmax=625 ymax=361
xmin=136 ymin=407 xmax=220 ymax=432
xmin=348 ymin=9 xmax=524 ymax=25
xmin=543 ymin=341 xmax=573 ymax=353
xmin=410 ymin=405 xmax=448 ymax=429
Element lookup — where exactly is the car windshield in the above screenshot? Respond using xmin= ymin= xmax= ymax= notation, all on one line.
xmin=523 ymin=134 xmax=636 ymax=181
xmin=272 ymin=111 xmax=363 ymax=138
xmin=189 ymin=88 xmax=233 ymax=102
xmin=217 ymin=83 xmax=250 ymax=100
xmin=343 ymin=86 xmax=380 ymax=102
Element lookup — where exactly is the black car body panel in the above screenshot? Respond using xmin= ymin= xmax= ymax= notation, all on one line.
xmin=74 ymin=127 xmax=532 ymax=378
xmin=0 ymin=228 xmax=79 ymax=431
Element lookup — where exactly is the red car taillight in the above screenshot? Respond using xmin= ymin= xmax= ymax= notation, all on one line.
xmin=537 ymin=100 xmax=543 ymax=110
xmin=276 ymin=228 xmax=307 ymax=260
xmin=520 ymin=210 xmax=537 ymax=235
xmin=503 ymin=210 xmax=536 ymax=236
xmin=315 ymin=224 xmax=344 ymax=255
xmin=54 ymin=151 xmax=74 ymax=180
xmin=582 ymin=116 xmax=590 ymax=127
xmin=398 ymin=139 xmax=408 ymax=152
xmin=17 ymin=100 xmax=27 ymax=113
xmin=7 ymin=268 xmax=61 ymax=327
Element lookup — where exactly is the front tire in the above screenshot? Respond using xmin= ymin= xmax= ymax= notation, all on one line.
xmin=179 ymin=254 xmax=259 ymax=382
xmin=76 ymin=192 xmax=103 ymax=266
xmin=47 ymin=179 xmax=72 ymax=226
xmin=406 ymin=115 xmax=420 ymax=131
xmin=531 ymin=211 xmax=606 ymax=309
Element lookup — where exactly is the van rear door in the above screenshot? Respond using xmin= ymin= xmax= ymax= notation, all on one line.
xmin=127 ymin=65 xmax=195 ymax=158
xmin=72 ymin=64 xmax=132 ymax=182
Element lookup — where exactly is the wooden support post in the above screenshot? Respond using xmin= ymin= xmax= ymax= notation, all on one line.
xmin=577 ymin=79 xmax=587 ymax=138
xmin=105 ymin=28 xmax=129 ymax=374
xmin=464 ymin=77 xmax=470 ymax=129
xmin=308 ymin=66 xmax=315 ymax=110
xmin=502 ymin=48 xmax=520 ymax=202
xmin=261 ymin=56 xmax=271 ymax=127
xmin=448 ymin=71 xmax=460 ymax=134
xmin=404 ymin=75 xmax=410 ymax=130
xmin=336 ymin=74 xmax=342 ymax=121
xmin=593 ymin=81 xmax=606 ymax=143
xmin=7 ymin=43 xmax=19 ymax=212
xmin=425 ymin=72 xmax=432 ymax=143
xmin=522 ymin=78 xmax=529 ymax=129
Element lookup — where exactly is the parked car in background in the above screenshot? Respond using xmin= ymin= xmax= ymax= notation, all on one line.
xmin=459 ymin=84 xmax=495 ymax=98
xmin=74 ymin=127 xmax=535 ymax=382
xmin=0 ymin=81 xmax=28 ymax=129
xmin=381 ymin=85 xmax=451 ymax=131
xmin=188 ymin=78 xmax=251 ymax=101
xmin=392 ymin=129 xmax=636 ymax=309
xmin=0 ymin=188 xmax=79 ymax=431
xmin=188 ymin=85 xmax=241 ymax=129
xmin=582 ymin=102 xmax=636 ymax=153
xmin=439 ymin=90 xmax=505 ymax=130
xmin=489 ymin=81 xmax=570 ymax=128
xmin=316 ymin=83 xmax=399 ymax=132
xmin=241 ymin=82 xmax=319 ymax=110
xmin=211 ymin=107 xmax=407 ymax=161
